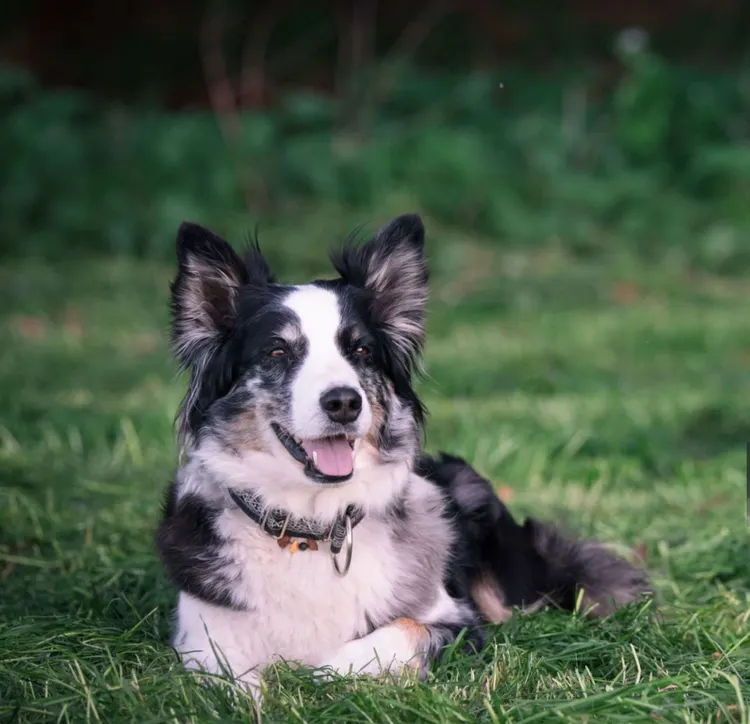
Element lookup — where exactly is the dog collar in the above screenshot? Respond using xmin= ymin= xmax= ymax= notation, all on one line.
xmin=228 ymin=489 xmax=364 ymax=572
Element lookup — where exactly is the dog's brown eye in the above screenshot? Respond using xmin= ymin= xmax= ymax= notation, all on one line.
xmin=355 ymin=346 xmax=370 ymax=356
xmin=269 ymin=348 xmax=287 ymax=358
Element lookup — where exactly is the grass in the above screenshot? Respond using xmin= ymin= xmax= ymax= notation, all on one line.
xmin=0 ymin=216 xmax=748 ymax=723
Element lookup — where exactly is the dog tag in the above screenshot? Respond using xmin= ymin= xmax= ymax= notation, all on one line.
xmin=288 ymin=538 xmax=319 ymax=553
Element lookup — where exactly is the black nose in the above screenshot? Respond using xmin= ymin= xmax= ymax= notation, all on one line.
xmin=320 ymin=386 xmax=362 ymax=424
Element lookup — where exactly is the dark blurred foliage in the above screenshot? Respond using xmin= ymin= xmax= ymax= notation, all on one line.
xmin=1 ymin=1 xmax=749 ymax=267
xmin=3 ymin=0 xmax=749 ymax=106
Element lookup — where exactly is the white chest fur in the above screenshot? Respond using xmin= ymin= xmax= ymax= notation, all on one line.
xmin=173 ymin=474 xmax=453 ymax=685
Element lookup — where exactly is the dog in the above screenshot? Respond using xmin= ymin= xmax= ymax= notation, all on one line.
xmin=156 ymin=213 xmax=649 ymax=699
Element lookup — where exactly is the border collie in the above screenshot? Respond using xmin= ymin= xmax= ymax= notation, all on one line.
xmin=156 ymin=214 xmax=649 ymax=699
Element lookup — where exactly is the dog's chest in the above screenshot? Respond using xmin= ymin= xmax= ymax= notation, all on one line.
xmin=220 ymin=512 xmax=409 ymax=665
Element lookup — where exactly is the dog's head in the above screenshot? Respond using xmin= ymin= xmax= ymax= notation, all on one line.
xmin=171 ymin=214 xmax=427 ymax=490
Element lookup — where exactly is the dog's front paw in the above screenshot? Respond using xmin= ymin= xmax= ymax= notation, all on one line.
xmin=317 ymin=618 xmax=429 ymax=681
xmin=182 ymin=651 xmax=264 ymax=704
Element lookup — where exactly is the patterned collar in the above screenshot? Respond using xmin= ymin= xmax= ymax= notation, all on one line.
xmin=228 ymin=488 xmax=365 ymax=555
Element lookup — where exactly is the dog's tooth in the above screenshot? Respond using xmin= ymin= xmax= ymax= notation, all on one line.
xmin=312 ymin=451 xmax=318 ymax=467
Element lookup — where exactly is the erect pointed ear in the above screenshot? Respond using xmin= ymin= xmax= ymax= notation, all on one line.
xmin=332 ymin=213 xmax=428 ymax=372
xmin=170 ymin=222 xmax=272 ymax=368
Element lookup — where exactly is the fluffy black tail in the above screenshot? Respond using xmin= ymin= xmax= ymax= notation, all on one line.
xmin=416 ymin=453 xmax=651 ymax=621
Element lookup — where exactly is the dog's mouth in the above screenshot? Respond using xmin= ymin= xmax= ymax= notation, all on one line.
xmin=271 ymin=423 xmax=356 ymax=484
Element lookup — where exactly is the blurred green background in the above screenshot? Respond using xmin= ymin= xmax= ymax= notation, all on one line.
xmin=2 ymin=3 xmax=750 ymax=722
xmin=2 ymin=0 xmax=750 ymax=269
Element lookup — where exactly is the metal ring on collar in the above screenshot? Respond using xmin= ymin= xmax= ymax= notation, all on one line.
xmin=332 ymin=513 xmax=353 ymax=576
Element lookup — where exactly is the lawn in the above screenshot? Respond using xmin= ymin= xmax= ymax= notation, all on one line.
xmin=0 ymin=220 xmax=748 ymax=723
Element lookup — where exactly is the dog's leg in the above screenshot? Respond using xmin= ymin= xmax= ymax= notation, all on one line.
xmin=182 ymin=649 xmax=264 ymax=701
xmin=175 ymin=594 xmax=264 ymax=701
xmin=317 ymin=589 xmax=482 ymax=680
xmin=318 ymin=617 xmax=432 ymax=679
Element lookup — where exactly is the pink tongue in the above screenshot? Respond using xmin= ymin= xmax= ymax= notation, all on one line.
xmin=301 ymin=438 xmax=354 ymax=477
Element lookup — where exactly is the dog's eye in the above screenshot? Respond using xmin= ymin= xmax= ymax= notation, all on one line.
xmin=269 ymin=348 xmax=287 ymax=358
xmin=354 ymin=345 xmax=371 ymax=356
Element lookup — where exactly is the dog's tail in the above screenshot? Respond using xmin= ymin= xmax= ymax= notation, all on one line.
xmin=416 ymin=453 xmax=651 ymax=622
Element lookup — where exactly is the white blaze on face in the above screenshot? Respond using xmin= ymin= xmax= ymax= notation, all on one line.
xmin=283 ymin=286 xmax=372 ymax=446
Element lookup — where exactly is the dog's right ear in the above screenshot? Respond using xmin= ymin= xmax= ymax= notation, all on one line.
xmin=170 ymin=222 xmax=271 ymax=368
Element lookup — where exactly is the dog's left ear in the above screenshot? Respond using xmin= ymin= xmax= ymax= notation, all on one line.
xmin=333 ymin=213 xmax=428 ymax=372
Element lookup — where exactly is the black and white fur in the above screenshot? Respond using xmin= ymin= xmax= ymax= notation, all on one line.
xmin=156 ymin=214 xmax=649 ymax=699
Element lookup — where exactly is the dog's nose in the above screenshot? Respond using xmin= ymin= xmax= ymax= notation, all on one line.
xmin=320 ymin=386 xmax=362 ymax=424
